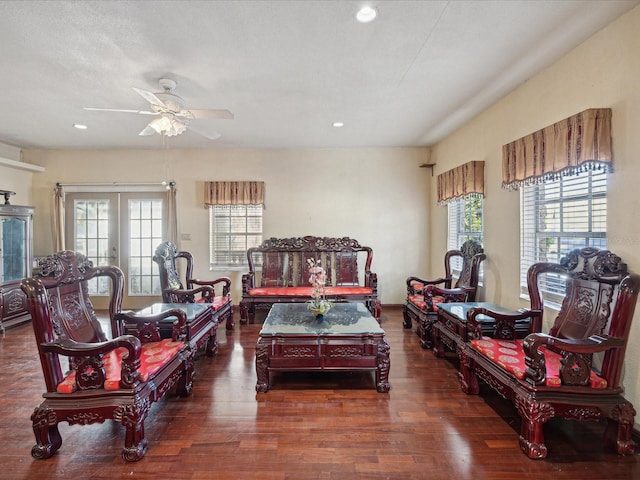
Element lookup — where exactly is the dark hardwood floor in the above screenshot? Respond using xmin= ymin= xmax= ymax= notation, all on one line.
xmin=1 ymin=306 xmax=638 ymax=479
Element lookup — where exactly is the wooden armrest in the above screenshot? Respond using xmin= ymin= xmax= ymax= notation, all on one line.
xmin=522 ymin=332 xmax=625 ymax=385
xmin=426 ymin=285 xmax=474 ymax=296
xmin=114 ymin=308 xmax=188 ymax=342
xmin=41 ymin=335 xmax=142 ymax=360
xmin=467 ymin=307 xmax=540 ymax=340
xmin=190 ymin=277 xmax=231 ymax=296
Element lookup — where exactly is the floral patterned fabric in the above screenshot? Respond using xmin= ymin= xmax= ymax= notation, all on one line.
xmin=407 ymin=294 xmax=445 ymax=312
xmin=247 ymin=286 xmax=373 ymax=296
xmin=57 ymin=339 xmax=186 ymax=393
xmin=470 ymin=337 xmax=607 ymax=388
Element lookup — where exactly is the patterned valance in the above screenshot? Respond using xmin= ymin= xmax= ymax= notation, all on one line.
xmin=437 ymin=161 xmax=485 ymax=206
xmin=204 ymin=181 xmax=265 ymax=206
xmin=502 ymin=108 xmax=612 ymax=191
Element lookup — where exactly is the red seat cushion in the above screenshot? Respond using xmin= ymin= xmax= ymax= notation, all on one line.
xmin=57 ymin=339 xmax=186 ymax=393
xmin=247 ymin=286 xmax=373 ymax=296
xmin=470 ymin=337 xmax=607 ymax=388
xmin=407 ymin=294 xmax=444 ymax=312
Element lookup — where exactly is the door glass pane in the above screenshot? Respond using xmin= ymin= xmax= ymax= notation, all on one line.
xmin=128 ymin=199 xmax=163 ymax=295
xmin=74 ymin=199 xmax=111 ymax=295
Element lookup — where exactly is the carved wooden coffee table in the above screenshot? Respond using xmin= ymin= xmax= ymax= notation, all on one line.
xmin=255 ymin=303 xmax=390 ymax=393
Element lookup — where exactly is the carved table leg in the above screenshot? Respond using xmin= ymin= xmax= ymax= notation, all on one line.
xmin=255 ymin=338 xmax=270 ymax=393
xmin=30 ymin=406 xmax=62 ymax=459
xmin=457 ymin=347 xmax=479 ymax=395
xmin=205 ymin=325 xmax=218 ymax=357
xmin=376 ymin=339 xmax=391 ymax=393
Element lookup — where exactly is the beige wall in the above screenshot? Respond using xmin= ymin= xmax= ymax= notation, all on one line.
xmin=428 ymin=6 xmax=640 ymax=423
xmin=24 ymin=147 xmax=430 ymax=306
xmin=0 ymin=164 xmax=35 ymax=206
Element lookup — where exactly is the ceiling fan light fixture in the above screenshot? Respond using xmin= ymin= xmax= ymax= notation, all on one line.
xmin=149 ymin=114 xmax=187 ymax=137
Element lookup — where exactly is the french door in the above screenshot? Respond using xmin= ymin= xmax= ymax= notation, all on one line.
xmin=65 ymin=192 xmax=166 ymax=310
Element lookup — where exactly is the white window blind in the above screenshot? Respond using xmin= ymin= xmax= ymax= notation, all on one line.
xmin=520 ymin=169 xmax=607 ymax=303
xmin=209 ymin=204 xmax=263 ymax=267
xmin=447 ymin=196 xmax=483 ymax=273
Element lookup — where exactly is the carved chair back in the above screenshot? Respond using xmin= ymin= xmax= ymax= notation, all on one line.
xmin=24 ymin=251 xmax=125 ymax=392
xmin=154 ymin=241 xmax=194 ymax=302
xmin=522 ymin=247 xmax=636 ymax=388
xmin=446 ymin=239 xmax=484 ymax=291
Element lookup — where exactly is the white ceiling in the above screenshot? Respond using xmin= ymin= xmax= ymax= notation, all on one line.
xmin=0 ymin=0 xmax=637 ymax=150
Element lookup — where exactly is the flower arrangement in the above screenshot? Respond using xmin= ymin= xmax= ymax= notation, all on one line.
xmin=306 ymin=258 xmax=332 ymax=318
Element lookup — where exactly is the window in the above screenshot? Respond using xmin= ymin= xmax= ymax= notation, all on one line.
xmin=520 ymin=169 xmax=607 ymax=303
xmin=209 ymin=204 xmax=263 ymax=267
xmin=447 ymin=195 xmax=483 ymax=273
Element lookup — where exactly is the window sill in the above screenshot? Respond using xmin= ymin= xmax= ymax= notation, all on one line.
xmin=210 ymin=265 xmax=249 ymax=272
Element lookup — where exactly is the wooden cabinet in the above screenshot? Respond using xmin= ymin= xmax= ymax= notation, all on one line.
xmin=0 ymin=203 xmax=34 ymax=329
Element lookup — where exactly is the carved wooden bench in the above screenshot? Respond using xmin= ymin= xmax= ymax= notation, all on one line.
xmin=22 ymin=251 xmax=195 ymax=462
xmin=240 ymin=236 xmax=380 ymax=324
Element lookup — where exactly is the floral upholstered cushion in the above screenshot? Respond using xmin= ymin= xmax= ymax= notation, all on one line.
xmin=247 ymin=286 xmax=373 ymax=296
xmin=410 ymin=281 xmax=424 ymax=293
xmin=57 ymin=339 xmax=186 ymax=393
xmin=407 ymin=294 xmax=445 ymax=312
xmin=470 ymin=337 xmax=607 ymax=388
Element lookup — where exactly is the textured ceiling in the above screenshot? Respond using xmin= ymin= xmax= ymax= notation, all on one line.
xmin=0 ymin=0 xmax=637 ymax=150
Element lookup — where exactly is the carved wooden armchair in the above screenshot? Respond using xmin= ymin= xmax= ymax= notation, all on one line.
xmin=403 ymin=240 xmax=485 ymax=348
xmin=458 ymin=248 xmax=640 ymax=458
xmin=153 ymin=241 xmax=234 ymax=330
xmin=22 ymin=251 xmax=195 ymax=462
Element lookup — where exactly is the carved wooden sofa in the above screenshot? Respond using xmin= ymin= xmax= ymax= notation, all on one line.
xmin=22 ymin=251 xmax=195 ymax=462
xmin=458 ymin=248 xmax=640 ymax=458
xmin=403 ymin=240 xmax=485 ymax=348
xmin=154 ymin=241 xmax=234 ymax=338
xmin=240 ymin=236 xmax=380 ymax=324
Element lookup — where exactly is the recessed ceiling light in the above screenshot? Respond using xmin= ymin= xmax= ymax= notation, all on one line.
xmin=73 ymin=124 xmax=88 ymax=130
xmin=333 ymin=122 xmax=344 ymax=128
xmin=356 ymin=6 xmax=377 ymax=23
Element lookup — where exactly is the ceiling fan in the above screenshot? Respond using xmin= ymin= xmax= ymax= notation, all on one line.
xmin=84 ymin=78 xmax=233 ymax=139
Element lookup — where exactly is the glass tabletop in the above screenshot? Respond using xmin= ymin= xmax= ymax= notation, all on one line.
xmin=260 ymin=303 xmax=384 ymax=335
xmin=137 ymin=302 xmax=209 ymax=321
xmin=437 ymin=302 xmax=514 ymax=322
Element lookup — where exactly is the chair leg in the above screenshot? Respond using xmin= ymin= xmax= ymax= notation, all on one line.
xmin=205 ymin=327 xmax=218 ymax=357
xmin=402 ymin=305 xmax=412 ymax=329
xmin=432 ymin=323 xmax=444 ymax=358
xmin=119 ymin=403 xmax=149 ymax=462
xmin=515 ymin=396 xmax=551 ymax=459
xmin=419 ymin=318 xmax=433 ymax=349
xmin=239 ymin=301 xmax=249 ymax=325
xmin=225 ymin=308 xmax=235 ymax=330
xmin=30 ymin=406 xmax=62 ymax=459
xmin=604 ymin=402 xmax=637 ymax=455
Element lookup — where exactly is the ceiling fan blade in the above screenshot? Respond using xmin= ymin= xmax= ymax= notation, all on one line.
xmin=190 ymin=109 xmax=234 ymax=120
xmin=133 ymin=87 xmax=167 ymax=108
xmin=138 ymin=124 xmax=157 ymax=136
xmin=187 ymin=124 xmax=221 ymax=140
xmin=84 ymin=107 xmax=158 ymax=115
